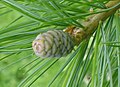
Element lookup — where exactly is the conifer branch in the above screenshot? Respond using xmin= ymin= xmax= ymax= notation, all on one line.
xmin=66 ymin=0 xmax=120 ymax=45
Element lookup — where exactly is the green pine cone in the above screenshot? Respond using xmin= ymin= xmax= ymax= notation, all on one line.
xmin=32 ymin=30 xmax=75 ymax=58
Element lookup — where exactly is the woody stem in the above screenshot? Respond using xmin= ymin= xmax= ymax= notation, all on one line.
xmin=75 ymin=0 xmax=120 ymax=45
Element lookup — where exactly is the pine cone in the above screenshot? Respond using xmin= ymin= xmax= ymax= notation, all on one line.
xmin=32 ymin=30 xmax=75 ymax=58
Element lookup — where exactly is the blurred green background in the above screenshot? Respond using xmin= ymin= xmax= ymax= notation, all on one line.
xmin=0 ymin=5 xmax=65 ymax=87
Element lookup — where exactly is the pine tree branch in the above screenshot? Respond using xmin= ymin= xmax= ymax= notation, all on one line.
xmin=66 ymin=0 xmax=120 ymax=45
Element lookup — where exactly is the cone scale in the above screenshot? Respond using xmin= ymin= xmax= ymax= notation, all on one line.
xmin=32 ymin=30 xmax=75 ymax=58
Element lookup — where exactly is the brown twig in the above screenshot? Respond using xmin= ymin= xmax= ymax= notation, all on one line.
xmin=65 ymin=0 xmax=120 ymax=45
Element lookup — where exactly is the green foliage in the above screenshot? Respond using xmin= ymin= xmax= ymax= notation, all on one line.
xmin=0 ymin=0 xmax=120 ymax=87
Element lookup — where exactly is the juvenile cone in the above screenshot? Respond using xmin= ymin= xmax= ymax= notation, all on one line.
xmin=32 ymin=30 xmax=75 ymax=58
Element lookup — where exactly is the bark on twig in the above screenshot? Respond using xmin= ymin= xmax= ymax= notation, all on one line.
xmin=66 ymin=0 xmax=120 ymax=45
